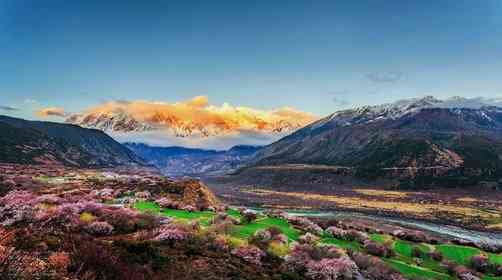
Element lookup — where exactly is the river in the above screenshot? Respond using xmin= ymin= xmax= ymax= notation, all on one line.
xmin=282 ymin=209 xmax=502 ymax=245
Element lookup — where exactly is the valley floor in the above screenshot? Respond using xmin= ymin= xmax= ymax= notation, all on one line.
xmin=204 ymin=165 xmax=502 ymax=233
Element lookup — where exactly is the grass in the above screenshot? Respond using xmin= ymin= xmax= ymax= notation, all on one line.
xmin=436 ymin=244 xmax=481 ymax=265
xmin=386 ymin=259 xmax=453 ymax=280
xmin=232 ymin=217 xmax=300 ymax=241
xmin=134 ymin=201 xmax=300 ymax=240
xmin=134 ymin=201 xmax=215 ymax=225
xmin=133 ymin=200 xmax=502 ymax=279
xmin=370 ymin=233 xmax=390 ymax=244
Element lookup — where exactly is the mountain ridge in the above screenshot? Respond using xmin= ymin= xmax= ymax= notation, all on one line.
xmin=250 ymin=97 xmax=502 ymax=187
xmin=0 ymin=115 xmax=146 ymax=167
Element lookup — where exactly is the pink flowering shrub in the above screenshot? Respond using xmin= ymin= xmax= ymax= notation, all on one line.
xmin=210 ymin=212 xmax=239 ymax=226
xmin=0 ymin=191 xmax=38 ymax=226
xmin=35 ymin=194 xmax=63 ymax=205
xmin=154 ymin=228 xmax=190 ymax=242
xmin=305 ymin=256 xmax=359 ymax=280
xmin=156 ymin=197 xmax=175 ymax=208
xmin=392 ymin=229 xmax=428 ymax=243
xmin=326 ymin=226 xmax=347 ymax=239
xmin=135 ymin=191 xmax=151 ymax=200
xmin=287 ymin=216 xmax=323 ymax=235
xmin=363 ymin=240 xmax=391 ymax=257
xmin=182 ymin=205 xmax=196 ymax=212
xmin=299 ymin=233 xmax=320 ymax=245
xmin=350 ymin=252 xmax=401 ymax=280
xmin=86 ymin=221 xmax=114 ymax=236
xmin=231 ymin=245 xmax=265 ymax=266
xmin=455 ymin=266 xmax=480 ymax=280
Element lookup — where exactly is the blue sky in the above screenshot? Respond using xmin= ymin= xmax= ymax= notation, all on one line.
xmin=1 ymin=0 xmax=502 ymax=119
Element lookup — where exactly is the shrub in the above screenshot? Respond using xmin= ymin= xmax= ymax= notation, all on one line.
xmin=455 ymin=266 xmax=480 ymax=280
xmin=80 ymin=212 xmax=96 ymax=223
xmin=286 ymin=243 xmax=316 ymax=272
xmin=363 ymin=240 xmax=390 ymax=257
xmin=428 ymin=250 xmax=443 ymax=261
xmin=249 ymin=229 xmax=272 ymax=248
xmin=411 ymin=246 xmax=423 ymax=258
xmin=345 ymin=229 xmax=368 ymax=243
xmin=154 ymin=228 xmax=190 ymax=243
xmin=47 ymin=251 xmax=70 ymax=273
xmin=325 ymin=226 xmax=347 ymax=239
xmin=231 ymin=245 xmax=265 ymax=266
xmin=299 ymin=233 xmax=320 ymax=245
xmin=470 ymin=254 xmax=489 ymax=273
xmin=135 ymin=191 xmax=151 ymax=200
xmin=494 ymin=264 xmax=502 ymax=276
xmin=155 ymin=197 xmax=175 ymax=208
xmin=288 ymin=216 xmax=323 ymax=235
xmin=305 ymin=256 xmax=359 ymax=280
xmin=441 ymin=260 xmax=459 ymax=275
xmin=392 ymin=229 xmax=428 ymax=243
xmin=268 ymin=241 xmax=290 ymax=257
xmin=241 ymin=210 xmax=258 ymax=224
xmin=86 ymin=221 xmax=114 ymax=236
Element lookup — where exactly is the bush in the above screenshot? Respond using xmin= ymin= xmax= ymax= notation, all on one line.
xmin=231 ymin=245 xmax=265 ymax=266
xmin=305 ymin=256 xmax=359 ymax=280
xmin=47 ymin=251 xmax=70 ymax=273
xmin=411 ymin=246 xmax=423 ymax=258
xmin=86 ymin=221 xmax=114 ymax=236
xmin=299 ymin=233 xmax=320 ymax=245
xmin=454 ymin=266 xmax=480 ymax=280
xmin=470 ymin=254 xmax=489 ymax=273
xmin=428 ymin=250 xmax=443 ymax=261
xmin=154 ymin=228 xmax=190 ymax=243
xmin=241 ymin=210 xmax=257 ymax=224
xmin=80 ymin=212 xmax=96 ymax=223
xmin=345 ymin=229 xmax=368 ymax=243
xmin=325 ymin=226 xmax=346 ymax=239
xmin=249 ymin=229 xmax=272 ymax=248
xmin=363 ymin=240 xmax=389 ymax=257
xmin=268 ymin=241 xmax=290 ymax=257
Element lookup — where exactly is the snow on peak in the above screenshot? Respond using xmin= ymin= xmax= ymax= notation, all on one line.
xmin=311 ymin=96 xmax=502 ymax=129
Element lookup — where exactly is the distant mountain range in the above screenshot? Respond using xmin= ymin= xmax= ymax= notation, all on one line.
xmin=124 ymin=142 xmax=261 ymax=177
xmin=66 ymin=110 xmax=308 ymax=137
xmin=0 ymin=115 xmax=146 ymax=167
xmin=251 ymin=96 xmax=502 ymax=187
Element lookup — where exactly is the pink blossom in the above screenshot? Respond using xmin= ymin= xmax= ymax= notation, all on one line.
xmin=86 ymin=221 xmax=114 ymax=236
xmin=305 ymin=257 xmax=359 ymax=280
xmin=231 ymin=245 xmax=265 ymax=266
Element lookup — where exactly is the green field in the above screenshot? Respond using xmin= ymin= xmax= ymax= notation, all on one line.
xmin=133 ymin=201 xmax=502 ymax=280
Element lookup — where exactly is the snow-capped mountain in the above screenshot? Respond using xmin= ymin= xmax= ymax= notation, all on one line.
xmin=66 ymin=112 xmax=153 ymax=133
xmin=251 ymin=96 xmax=502 ymax=188
xmin=312 ymin=96 xmax=502 ymax=129
xmin=66 ymin=111 xmax=309 ymax=137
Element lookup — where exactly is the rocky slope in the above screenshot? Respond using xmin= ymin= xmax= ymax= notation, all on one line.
xmin=251 ymin=96 xmax=502 ymax=187
xmin=0 ymin=115 xmax=146 ymax=167
xmin=125 ymin=142 xmax=261 ymax=177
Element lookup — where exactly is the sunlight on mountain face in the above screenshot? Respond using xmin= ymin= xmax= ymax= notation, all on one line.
xmin=62 ymin=96 xmax=317 ymax=147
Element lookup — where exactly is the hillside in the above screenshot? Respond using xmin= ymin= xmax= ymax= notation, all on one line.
xmin=251 ymin=97 xmax=502 ymax=187
xmin=0 ymin=115 xmax=146 ymax=167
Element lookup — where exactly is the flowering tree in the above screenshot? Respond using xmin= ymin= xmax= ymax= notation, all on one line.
xmin=86 ymin=221 xmax=114 ymax=236
xmin=231 ymin=245 xmax=265 ymax=266
xmin=305 ymin=256 xmax=359 ymax=280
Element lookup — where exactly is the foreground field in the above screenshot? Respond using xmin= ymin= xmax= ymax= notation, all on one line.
xmin=135 ymin=201 xmax=502 ymax=280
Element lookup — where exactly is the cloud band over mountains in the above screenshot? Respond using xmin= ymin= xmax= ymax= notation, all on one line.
xmin=38 ymin=96 xmax=317 ymax=149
